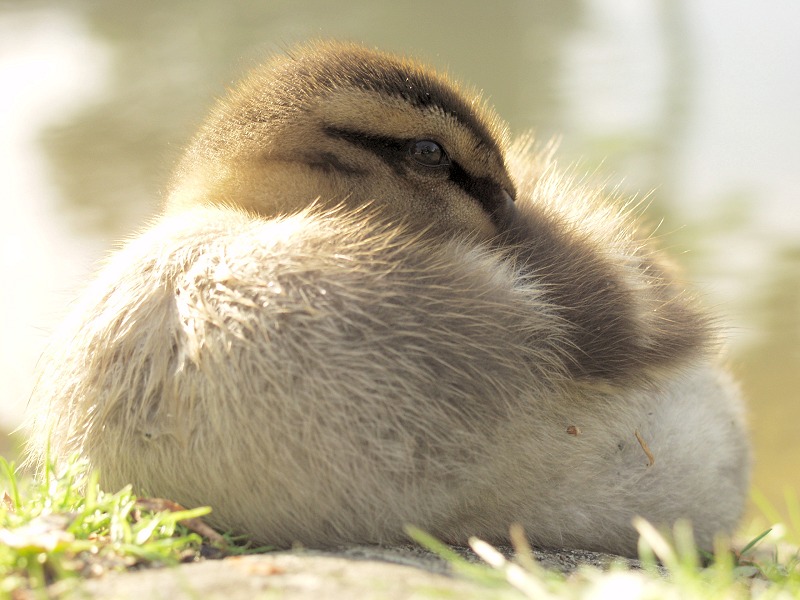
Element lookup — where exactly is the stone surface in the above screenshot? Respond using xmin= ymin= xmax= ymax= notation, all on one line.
xmin=44 ymin=546 xmax=643 ymax=599
xmin=48 ymin=553 xmax=491 ymax=600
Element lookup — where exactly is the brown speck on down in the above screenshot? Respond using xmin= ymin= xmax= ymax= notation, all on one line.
xmin=634 ymin=430 xmax=655 ymax=467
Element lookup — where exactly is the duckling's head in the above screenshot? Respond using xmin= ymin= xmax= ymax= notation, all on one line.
xmin=166 ymin=41 xmax=517 ymax=239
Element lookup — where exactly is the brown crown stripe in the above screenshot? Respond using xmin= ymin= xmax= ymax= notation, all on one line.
xmin=280 ymin=45 xmax=503 ymax=157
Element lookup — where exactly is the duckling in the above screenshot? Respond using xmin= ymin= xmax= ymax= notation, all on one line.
xmin=27 ymin=41 xmax=750 ymax=557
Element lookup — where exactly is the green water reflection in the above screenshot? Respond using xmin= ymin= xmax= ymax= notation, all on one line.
xmin=3 ymin=0 xmax=798 ymax=527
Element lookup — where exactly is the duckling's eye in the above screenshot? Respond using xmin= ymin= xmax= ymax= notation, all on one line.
xmin=409 ymin=140 xmax=450 ymax=168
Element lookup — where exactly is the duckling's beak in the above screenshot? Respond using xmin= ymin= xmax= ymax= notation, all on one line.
xmin=490 ymin=187 xmax=518 ymax=231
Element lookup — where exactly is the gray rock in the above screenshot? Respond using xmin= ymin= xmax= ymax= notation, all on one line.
xmin=46 ymin=546 xmax=644 ymax=599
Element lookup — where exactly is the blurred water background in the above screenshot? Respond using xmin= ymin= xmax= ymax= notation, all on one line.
xmin=1 ymin=0 xmax=798 ymax=529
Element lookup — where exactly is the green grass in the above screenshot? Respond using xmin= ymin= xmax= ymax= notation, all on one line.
xmin=0 ymin=454 xmax=219 ymax=597
xmin=2 ymin=454 xmax=799 ymax=599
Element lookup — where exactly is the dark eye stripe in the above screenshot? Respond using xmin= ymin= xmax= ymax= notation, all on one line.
xmin=324 ymin=125 xmax=513 ymax=225
xmin=305 ymin=150 xmax=368 ymax=176
xmin=324 ymin=126 xmax=409 ymax=177
xmin=448 ymin=162 xmax=514 ymax=222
